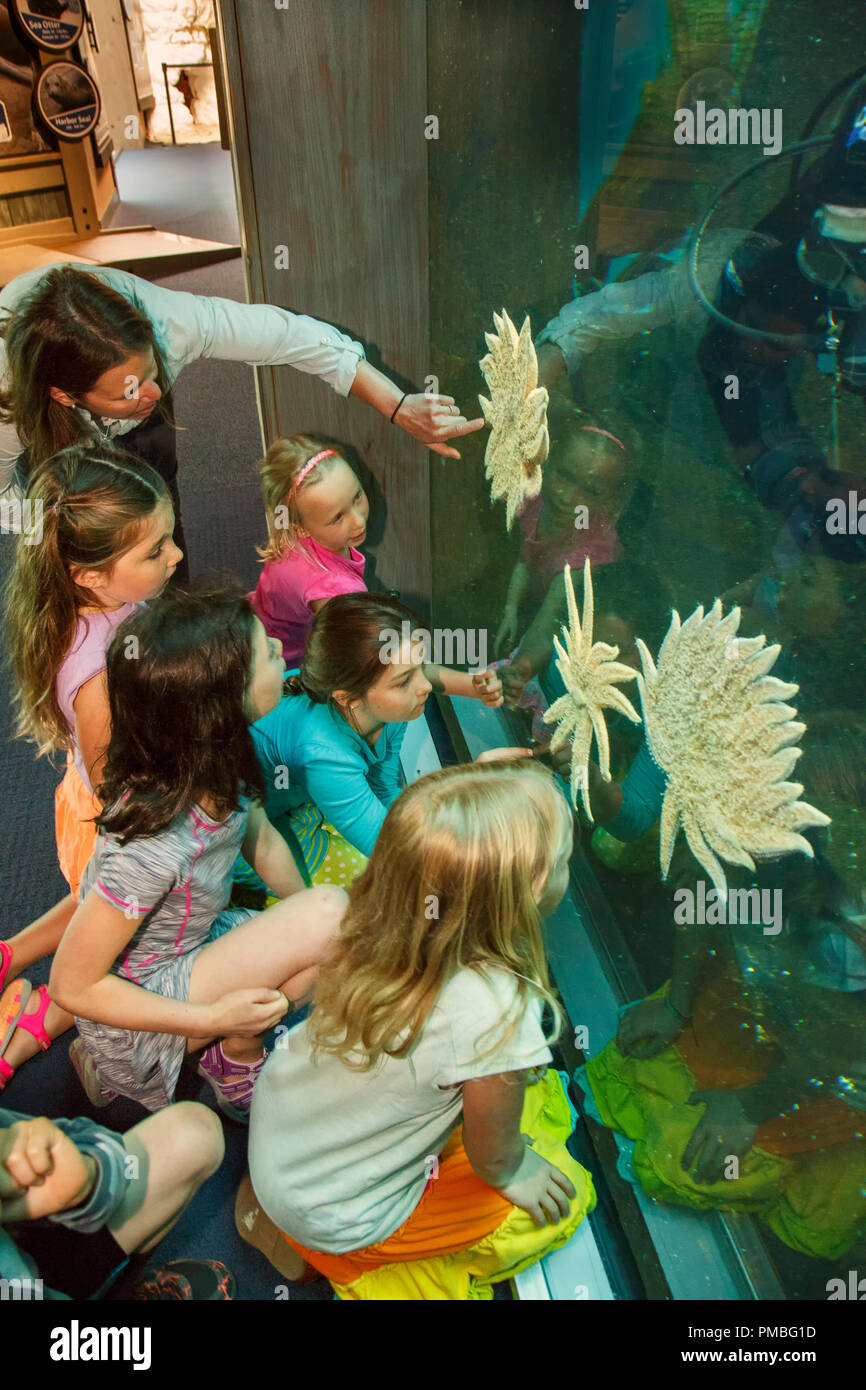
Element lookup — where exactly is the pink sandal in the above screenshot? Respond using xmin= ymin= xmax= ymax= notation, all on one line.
xmin=0 ymin=941 xmax=13 ymax=993
xmin=0 ymin=982 xmax=52 ymax=1091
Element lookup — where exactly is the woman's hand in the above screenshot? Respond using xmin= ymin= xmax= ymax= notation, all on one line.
xmin=496 ymin=1141 xmax=575 ymax=1227
xmin=394 ymin=394 xmax=484 ymax=459
xmin=208 ymin=988 xmax=289 ymax=1039
xmin=0 ymin=1118 xmax=96 ymax=1221
xmin=495 ymin=608 xmax=519 ymax=658
xmin=617 ymin=996 xmax=683 ymax=1059
xmin=501 ymin=654 xmax=534 ymax=707
xmin=471 ymin=669 xmax=504 ymax=708
xmin=682 ymin=1090 xmax=759 ymax=1184
xmin=475 ymin=746 xmax=533 ymax=764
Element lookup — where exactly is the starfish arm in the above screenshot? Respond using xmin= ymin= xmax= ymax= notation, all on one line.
xmin=581 ymin=556 xmax=594 ymax=653
xmin=636 ymin=636 xmax=658 ymax=686
xmin=658 ymin=791 xmax=682 ymax=879
xmin=588 ymin=703 xmax=612 ymax=781
xmin=681 ymin=805 xmax=733 ymax=899
xmin=603 ymin=686 xmax=642 ymax=725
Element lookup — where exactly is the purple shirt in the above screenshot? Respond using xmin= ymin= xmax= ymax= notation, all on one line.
xmin=56 ymin=603 xmax=140 ymax=793
xmin=250 ymin=537 xmax=366 ymax=665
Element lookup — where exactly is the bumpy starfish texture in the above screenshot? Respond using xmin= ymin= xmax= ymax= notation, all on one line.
xmin=478 ymin=309 xmax=549 ymax=529
xmin=636 ymin=601 xmax=831 ymax=898
xmin=543 ymin=558 xmax=640 ymax=819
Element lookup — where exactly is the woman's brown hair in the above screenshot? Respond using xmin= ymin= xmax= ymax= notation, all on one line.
xmin=0 ymin=266 xmax=175 ymax=468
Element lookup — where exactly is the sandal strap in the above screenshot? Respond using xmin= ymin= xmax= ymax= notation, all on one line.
xmin=0 ymin=941 xmax=11 ymax=993
xmin=15 ymin=986 xmax=52 ymax=1052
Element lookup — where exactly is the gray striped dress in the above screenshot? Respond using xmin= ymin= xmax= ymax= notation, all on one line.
xmin=75 ymin=798 xmax=257 ymax=1111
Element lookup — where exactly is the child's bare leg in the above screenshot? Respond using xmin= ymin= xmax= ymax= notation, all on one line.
xmin=3 ymin=895 xmax=77 ymax=976
xmin=187 ymin=885 xmax=345 ymax=1063
xmin=107 ymin=1102 xmax=224 ymax=1255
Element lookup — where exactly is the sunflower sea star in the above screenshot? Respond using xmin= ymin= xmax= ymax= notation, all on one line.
xmin=635 ymin=601 xmax=831 ymax=899
xmin=478 ymin=309 xmax=549 ymax=530
xmin=542 ymin=558 xmax=641 ymax=819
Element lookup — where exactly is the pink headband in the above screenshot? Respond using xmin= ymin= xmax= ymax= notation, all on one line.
xmin=581 ymin=425 xmax=625 ymax=452
xmin=292 ymin=449 xmax=338 ymax=492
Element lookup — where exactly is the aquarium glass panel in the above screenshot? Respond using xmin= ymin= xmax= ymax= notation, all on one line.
xmin=429 ymin=0 xmax=866 ymax=1298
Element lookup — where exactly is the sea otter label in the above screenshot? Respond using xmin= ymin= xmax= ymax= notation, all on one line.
xmin=11 ymin=0 xmax=84 ymax=53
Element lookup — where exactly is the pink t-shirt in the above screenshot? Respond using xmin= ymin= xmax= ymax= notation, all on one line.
xmin=56 ymin=602 xmax=141 ymax=794
xmin=518 ymin=493 xmax=622 ymax=593
xmin=250 ymin=536 xmax=366 ymax=665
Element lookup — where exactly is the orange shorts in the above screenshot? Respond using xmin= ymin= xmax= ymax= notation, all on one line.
xmin=55 ymin=755 xmax=101 ymax=899
xmin=281 ymin=1124 xmax=520 ymax=1285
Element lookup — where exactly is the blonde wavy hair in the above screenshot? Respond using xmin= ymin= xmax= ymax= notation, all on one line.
xmin=256 ymin=433 xmax=355 ymax=562
xmin=308 ymin=758 xmax=571 ymax=1071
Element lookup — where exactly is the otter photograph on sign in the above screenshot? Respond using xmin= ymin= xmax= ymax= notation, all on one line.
xmin=10 ymin=0 xmax=83 ymax=52
xmin=34 ymin=58 xmax=99 ymax=141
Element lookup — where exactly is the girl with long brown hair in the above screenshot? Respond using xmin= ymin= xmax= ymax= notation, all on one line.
xmin=0 ymin=445 xmax=182 ymax=1092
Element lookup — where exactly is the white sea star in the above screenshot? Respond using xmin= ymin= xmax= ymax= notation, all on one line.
xmin=636 ymin=600 xmax=831 ymax=898
xmin=478 ymin=309 xmax=549 ymax=529
xmin=543 ymin=558 xmax=641 ymax=819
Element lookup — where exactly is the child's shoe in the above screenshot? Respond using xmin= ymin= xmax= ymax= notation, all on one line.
xmin=69 ymin=1036 xmax=118 ymax=1107
xmin=197 ymin=1041 xmax=264 ymax=1122
xmin=133 ymin=1259 xmax=236 ymax=1300
xmin=234 ymin=1174 xmax=319 ymax=1283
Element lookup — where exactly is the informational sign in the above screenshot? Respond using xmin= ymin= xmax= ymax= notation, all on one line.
xmin=34 ymin=58 xmax=99 ymax=141
xmin=10 ymin=0 xmax=84 ymax=53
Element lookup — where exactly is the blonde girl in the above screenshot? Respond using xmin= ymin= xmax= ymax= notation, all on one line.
xmin=246 ymin=758 xmax=596 ymax=1300
xmin=248 ymin=434 xmax=370 ymax=666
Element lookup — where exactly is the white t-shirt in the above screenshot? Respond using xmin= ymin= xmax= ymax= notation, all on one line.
xmin=248 ymin=965 xmax=553 ymax=1254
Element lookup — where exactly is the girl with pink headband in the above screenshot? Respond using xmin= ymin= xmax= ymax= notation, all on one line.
xmin=249 ymin=435 xmax=371 ymax=668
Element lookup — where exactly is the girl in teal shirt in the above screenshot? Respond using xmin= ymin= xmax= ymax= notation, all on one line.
xmin=236 ymin=592 xmax=507 ymax=891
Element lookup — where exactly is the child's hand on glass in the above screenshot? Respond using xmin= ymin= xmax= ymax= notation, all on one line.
xmin=494 ymin=607 xmax=519 ymax=657
xmin=209 ymin=988 xmax=289 ymax=1038
xmin=475 ymin=746 xmax=533 ymax=763
xmin=497 ymin=1140 xmax=575 ymax=1227
xmin=617 ymin=996 xmax=682 ymax=1058
xmin=471 ymin=669 xmax=503 ymax=707
xmin=501 ymin=655 xmax=534 ymax=707
xmin=0 ymin=1118 xmax=96 ymax=1221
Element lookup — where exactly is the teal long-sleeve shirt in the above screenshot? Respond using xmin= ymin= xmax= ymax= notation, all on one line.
xmin=250 ymin=684 xmax=407 ymax=857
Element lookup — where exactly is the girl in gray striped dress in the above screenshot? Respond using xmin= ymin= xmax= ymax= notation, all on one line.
xmin=50 ymin=584 xmax=346 ymax=1119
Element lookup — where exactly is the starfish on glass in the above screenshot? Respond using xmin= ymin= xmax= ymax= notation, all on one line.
xmin=543 ymin=558 xmax=641 ymax=819
xmin=636 ymin=600 xmax=831 ymax=898
xmin=478 ymin=309 xmax=549 ymax=529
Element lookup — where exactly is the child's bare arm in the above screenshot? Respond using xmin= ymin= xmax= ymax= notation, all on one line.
xmin=462 ymin=1069 xmax=576 ymax=1226
xmin=73 ymin=671 xmax=111 ymax=792
xmin=462 ymin=1069 xmax=529 ymax=1184
xmin=51 ymin=892 xmax=221 ymax=1037
xmin=241 ymin=803 xmax=305 ymax=897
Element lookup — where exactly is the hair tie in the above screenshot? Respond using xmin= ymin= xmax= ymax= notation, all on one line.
xmin=52 ymin=501 xmax=59 ymax=516
xmin=581 ymin=425 xmax=625 ymax=452
xmin=292 ymin=449 xmax=338 ymax=493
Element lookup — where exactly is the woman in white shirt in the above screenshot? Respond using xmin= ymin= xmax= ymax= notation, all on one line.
xmin=0 ymin=264 xmax=481 ymax=579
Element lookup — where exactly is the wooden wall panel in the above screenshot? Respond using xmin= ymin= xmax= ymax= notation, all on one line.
xmin=215 ymin=0 xmax=430 ymax=610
